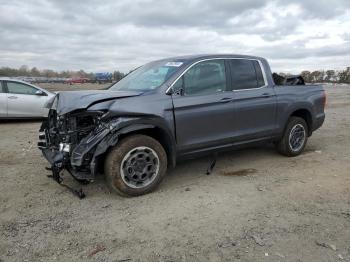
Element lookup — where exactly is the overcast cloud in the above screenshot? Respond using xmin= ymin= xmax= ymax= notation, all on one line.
xmin=0 ymin=0 xmax=349 ymax=73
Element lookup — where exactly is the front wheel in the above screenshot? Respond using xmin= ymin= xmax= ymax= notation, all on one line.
xmin=276 ymin=117 xmax=308 ymax=157
xmin=104 ymin=135 xmax=167 ymax=197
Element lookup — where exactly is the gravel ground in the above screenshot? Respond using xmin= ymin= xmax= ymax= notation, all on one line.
xmin=0 ymin=84 xmax=349 ymax=262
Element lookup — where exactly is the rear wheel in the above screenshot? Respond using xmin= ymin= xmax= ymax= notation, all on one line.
xmin=276 ymin=117 xmax=308 ymax=157
xmin=104 ymin=135 xmax=167 ymax=196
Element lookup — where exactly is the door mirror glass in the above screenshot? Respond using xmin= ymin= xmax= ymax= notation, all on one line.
xmin=35 ymin=90 xmax=46 ymax=96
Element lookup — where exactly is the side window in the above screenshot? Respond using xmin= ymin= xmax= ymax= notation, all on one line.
xmin=230 ymin=59 xmax=259 ymax=90
xmin=183 ymin=60 xmax=226 ymax=95
xmin=253 ymin=60 xmax=265 ymax=87
xmin=0 ymin=81 xmax=4 ymax=93
xmin=6 ymin=82 xmax=38 ymax=95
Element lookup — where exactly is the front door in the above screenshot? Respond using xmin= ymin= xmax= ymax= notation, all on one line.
xmin=5 ymin=81 xmax=48 ymax=117
xmin=171 ymin=59 xmax=235 ymax=153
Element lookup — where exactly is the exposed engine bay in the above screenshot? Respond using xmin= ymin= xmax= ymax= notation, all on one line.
xmin=39 ymin=109 xmax=106 ymax=180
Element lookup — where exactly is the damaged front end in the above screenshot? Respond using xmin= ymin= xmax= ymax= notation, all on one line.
xmin=37 ymin=91 xmax=143 ymax=197
xmin=38 ymin=109 xmax=114 ymax=182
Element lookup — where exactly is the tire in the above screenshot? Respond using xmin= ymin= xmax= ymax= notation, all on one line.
xmin=276 ymin=117 xmax=308 ymax=157
xmin=104 ymin=135 xmax=167 ymax=197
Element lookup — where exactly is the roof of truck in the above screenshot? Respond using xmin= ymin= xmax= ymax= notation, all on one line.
xmin=156 ymin=54 xmax=265 ymax=62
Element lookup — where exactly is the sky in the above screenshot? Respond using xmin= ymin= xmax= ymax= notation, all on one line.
xmin=0 ymin=0 xmax=349 ymax=73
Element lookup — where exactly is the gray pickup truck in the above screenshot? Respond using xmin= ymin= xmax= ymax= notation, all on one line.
xmin=38 ymin=54 xmax=326 ymax=197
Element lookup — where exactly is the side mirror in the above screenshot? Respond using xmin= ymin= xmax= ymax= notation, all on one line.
xmin=169 ymin=76 xmax=185 ymax=96
xmin=175 ymin=87 xmax=184 ymax=96
xmin=35 ymin=90 xmax=47 ymax=96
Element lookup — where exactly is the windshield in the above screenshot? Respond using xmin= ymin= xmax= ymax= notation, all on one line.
xmin=108 ymin=61 xmax=184 ymax=91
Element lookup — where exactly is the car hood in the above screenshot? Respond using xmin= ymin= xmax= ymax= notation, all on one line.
xmin=48 ymin=90 xmax=143 ymax=115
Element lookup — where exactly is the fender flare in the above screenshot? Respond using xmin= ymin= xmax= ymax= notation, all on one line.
xmin=280 ymin=105 xmax=314 ymax=137
xmin=282 ymin=102 xmax=314 ymax=127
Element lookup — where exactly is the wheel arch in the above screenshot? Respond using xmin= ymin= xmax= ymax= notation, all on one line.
xmin=115 ymin=125 xmax=176 ymax=168
xmin=289 ymin=108 xmax=313 ymax=136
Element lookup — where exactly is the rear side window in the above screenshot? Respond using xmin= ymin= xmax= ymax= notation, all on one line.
xmin=0 ymin=81 xmax=4 ymax=93
xmin=6 ymin=82 xmax=38 ymax=95
xmin=253 ymin=60 xmax=265 ymax=87
xmin=229 ymin=59 xmax=264 ymax=90
xmin=182 ymin=59 xmax=226 ymax=96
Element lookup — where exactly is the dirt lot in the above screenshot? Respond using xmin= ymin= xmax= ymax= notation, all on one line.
xmin=0 ymin=83 xmax=349 ymax=262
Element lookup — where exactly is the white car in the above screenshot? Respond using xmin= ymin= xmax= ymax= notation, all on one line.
xmin=0 ymin=78 xmax=55 ymax=118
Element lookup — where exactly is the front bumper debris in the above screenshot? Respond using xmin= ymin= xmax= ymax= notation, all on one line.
xmin=45 ymin=164 xmax=86 ymax=199
xmin=39 ymin=142 xmax=86 ymax=199
xmin=38 ymin=125 xmax=90 ymax=199
xmin=38 ymin=116 xmax=121 ymax=198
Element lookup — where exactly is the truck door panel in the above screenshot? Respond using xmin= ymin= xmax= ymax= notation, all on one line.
xmin=172 ymin=59 xmax=235 ymax=153
xmin=228 ymin=59 xmax=277 ymax=140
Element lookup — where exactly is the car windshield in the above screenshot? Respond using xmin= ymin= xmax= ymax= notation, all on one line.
xmin=108 ymin=61 xmax=184 ymax=91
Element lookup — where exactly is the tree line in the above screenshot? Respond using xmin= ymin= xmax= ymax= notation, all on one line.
xmin=279 ymin=67 xmax=350 ymax=84
xmin=0 ymin=65 xmax=125 ymax=81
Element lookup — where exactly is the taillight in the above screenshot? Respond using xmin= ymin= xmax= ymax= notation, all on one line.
xmin=323 ymin=91 xmax=327 ymax=108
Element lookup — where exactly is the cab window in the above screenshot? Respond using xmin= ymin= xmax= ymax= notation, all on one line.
xmin=6 ymin=82 xmax=38 ymax=95
xmin=229 ymin=59 xmax=265 ymax=90
xmin=181 ymin=60 xmax=227 ymax=96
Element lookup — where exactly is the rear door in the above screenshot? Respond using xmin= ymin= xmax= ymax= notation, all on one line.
xmin=5 ymin=81 xmax=49 ymax=117
xmin=0 ymin=81 xmax=7 ymax=117
xmin=228 ymin=59 xmax=277 ymax=141
xmin=171 ymin=59 xmax=235 ymax=153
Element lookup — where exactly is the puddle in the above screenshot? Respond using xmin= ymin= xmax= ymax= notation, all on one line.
xmin=220 ymin=168 xmax=257 ymax=176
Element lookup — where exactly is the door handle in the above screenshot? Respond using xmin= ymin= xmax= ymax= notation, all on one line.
xmin=8 ymin=96 xmax=18 ymax=99
xmin=219 ymin=97 xmax=233 ymax=103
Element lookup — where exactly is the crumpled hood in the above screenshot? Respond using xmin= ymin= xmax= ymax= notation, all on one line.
xmin=48 ymin=90 xmax=143 ymax=115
